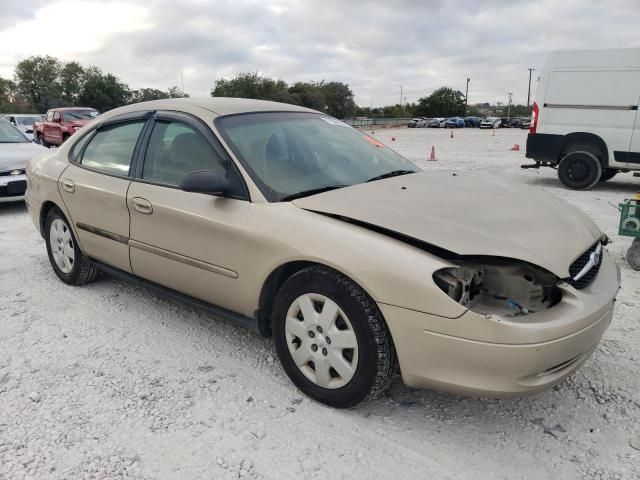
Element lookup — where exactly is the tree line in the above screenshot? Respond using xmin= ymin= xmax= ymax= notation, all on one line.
xmin=0 ymin=56 xmax=188 ymax=114
xmin=0 ymin=55 xmax=530 ymax=118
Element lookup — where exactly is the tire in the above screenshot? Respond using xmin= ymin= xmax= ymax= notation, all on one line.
xmin=272 ymin=266 xmax=395 ymax=408
xmin=627 ymin=242 xmax=640 ymax=271
xmin=599 ymin=169 xmax=618 ymax=182
xmin=36 ymin=135 xmax=49 ymax=148
xmin=45 ymin=208 xmax=98 ymax=285
xmin=558 ymin=151 xmax=602 ymax=190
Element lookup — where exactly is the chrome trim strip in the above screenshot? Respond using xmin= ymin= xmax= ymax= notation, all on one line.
xmin=543 ymin=103 xmax=638 ymax=111
xmin=573 ymin=243 xmax=602 ymax=282
xmin=76 ymin=223 xmax=129 ymax=244
xmin=129 ymin=239 xmax=239 ymax=279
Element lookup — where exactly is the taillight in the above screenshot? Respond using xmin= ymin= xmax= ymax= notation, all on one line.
xmin=529 ymin=101 xmax=539 ymax=134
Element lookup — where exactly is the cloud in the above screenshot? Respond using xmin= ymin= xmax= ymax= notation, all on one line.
xmin=1 ymin=0 xmax=639 ymax=106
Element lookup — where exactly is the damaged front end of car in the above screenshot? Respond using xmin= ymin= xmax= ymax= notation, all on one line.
xmin=433 ymin=259 xmax=563 ymax=317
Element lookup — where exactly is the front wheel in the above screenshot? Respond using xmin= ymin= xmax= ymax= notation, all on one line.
xmin=45 ymin=208 xmax=98 ymax=285
xmin=273 ymin=266 xmax=395 ymax=408
xmin=36 ymin=135 xmax=49 ymax=148
xmin=558 ymin=151 xmax=602 ymax=190
xmin=599 ymin=169 xmax=618 ymax=182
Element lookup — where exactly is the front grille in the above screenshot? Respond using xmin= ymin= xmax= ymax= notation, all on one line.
xmin=567 ymin=241 xmax=603 ymax=289
xmin=0 ymin=180 xmax=26 ymax=197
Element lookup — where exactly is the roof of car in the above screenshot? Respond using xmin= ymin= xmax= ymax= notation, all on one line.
xmin=111 ymin=97 xmax=320 ymax=117
xmin=51 ymin=107 xmax=98 ymax=111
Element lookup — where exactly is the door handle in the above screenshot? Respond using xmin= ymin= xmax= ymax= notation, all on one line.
xmin=130 ymin=197 xmax=153 ymax=215
xmin=61 ymin=178 xmax=75 ymax=193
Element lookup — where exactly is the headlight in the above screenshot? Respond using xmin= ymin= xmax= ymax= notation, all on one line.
xmin=10 ymin=169 xmax=26 ymax=176
xmin=433 ymin=259 xmax=562 ymax=317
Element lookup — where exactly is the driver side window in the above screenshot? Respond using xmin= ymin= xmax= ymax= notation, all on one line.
xmin=142 ymin=120 xmax=228 ymax=186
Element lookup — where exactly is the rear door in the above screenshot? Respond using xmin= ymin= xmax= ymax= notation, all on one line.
xmin=127 ymin=111 xmax=251 ymax=313
xmin=58 ymin=112 xmax=150 ymax=272
xmin=45 ymin=111 xmax=63 ymax=144
xmin=626 ymin=95 xmax=640 ymax=168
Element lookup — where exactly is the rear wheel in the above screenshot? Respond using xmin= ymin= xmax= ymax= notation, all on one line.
xmin=599 ymin=169 xmax=618 ymax=182
xmin=273 ymin=266 xmax=395 ymax=408
xmin=45 ymin=208 xmax=98 ymax=285
xmin=558 ymin=151 xmax=602 ymax=190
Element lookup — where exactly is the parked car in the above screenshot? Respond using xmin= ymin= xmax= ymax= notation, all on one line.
xmin=3 ymin=114 xmax=44 ymax=141
xmin=26 ymin=98 xmax=619 ymax=408
xmin=517 ymin=118 xmax=531 ymax=129
xmin=464 ymin=116 xmax=481 ymax=128
xmin=407 ymin=118 xmax=427 ymax=128
xmin=0 ymin=119 xmax=47 ymax=202
xmin=444 ymin=117 xmax=465 ymax=128
xmin=34 ymin=107 xmax=99 ymax=147
xmin=480 ymin=117 xmax=501 ymax=129
xmin=427 ymin=117 xmax=445 ymax=127
xmin=525 ymin=48 xmax=640 ymax=189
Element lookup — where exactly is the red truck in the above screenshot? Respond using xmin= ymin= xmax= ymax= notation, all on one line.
xmin=34 ymin=107 xmax=99 ymax=147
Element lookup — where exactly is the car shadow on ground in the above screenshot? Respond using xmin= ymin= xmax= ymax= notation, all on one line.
xmin=0 ymin=201 xmax=26 ymax=216
xmin=526 ymin=175 xmax=639 ymax=194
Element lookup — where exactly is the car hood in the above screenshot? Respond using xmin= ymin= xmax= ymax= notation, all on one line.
xmin=0 ymin=142 xmax=48 ymax=171
xmin=292 ymin=171 xmax=602 ymax=277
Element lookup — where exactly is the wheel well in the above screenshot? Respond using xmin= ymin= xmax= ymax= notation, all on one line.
xmin=557 ymin=133 xmax=609 ymax=167
xmin=39 ymin=201 xmax=60 ymax=238
xmin=256 ymin=261 xmax=330 ymax=337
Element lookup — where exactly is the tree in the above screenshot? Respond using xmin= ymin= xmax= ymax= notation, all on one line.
xmin=14 ymin=56 xmax=63 ymax=111
xmin=167 ymin=86 xmax=189 ymax=98
xmin=319 ymin=81 xmax=355 ymax=118
xmin=59 ymin=61 xmax=86 ymax=104
xmin=211 ymin=72 xmax=291 ymax=102
xmin=415 ymin=87 xmax=465 ymax=117
xmin=78 ymin=68 xmax=131 ymax=112
xmin=288 ymin=81 xmax=326 ymax=111
xmin=131 ymin=88 xmax=169 ymax=103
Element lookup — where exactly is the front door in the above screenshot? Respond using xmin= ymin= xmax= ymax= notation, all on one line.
xmin=128 ymin=112 xmax=250 ymax=314
xmin=627 ymin=96 xmax=640 ymax=168
xmin=59 ymin=117 xmax=148 ymax=272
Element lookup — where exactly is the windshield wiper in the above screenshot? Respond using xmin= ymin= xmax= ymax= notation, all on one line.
xmin=280 ymin=185 xmax=348 ymax=202
xmin=366 ymin=169 xmax=416 ymax=183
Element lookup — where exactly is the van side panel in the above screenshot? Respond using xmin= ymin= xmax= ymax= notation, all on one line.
xmin=541 ymin=70 xmax=640 ymax=167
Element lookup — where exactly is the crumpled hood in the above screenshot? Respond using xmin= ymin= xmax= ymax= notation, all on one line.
xmin=293 ymin=171 xmax=603 ymax=277
xmin=0 ymin=142 xmax=48 ymax=171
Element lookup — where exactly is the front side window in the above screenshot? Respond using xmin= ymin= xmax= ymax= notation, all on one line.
xmin=142 ymin=120 xmax=229 ymax=186
xmin=215 ymin=112 xmax=419 ymax=201
xmin=80 ymin=121 xmax=145 ymax=175
xmin=53 ymin=111 xmax=60 ymax=121
xmin=46 ymin=111 xmax=54 ymax=121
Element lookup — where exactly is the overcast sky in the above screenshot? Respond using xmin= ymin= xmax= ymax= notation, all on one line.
xmin=1 ymin=0 xmax=639 ymax=107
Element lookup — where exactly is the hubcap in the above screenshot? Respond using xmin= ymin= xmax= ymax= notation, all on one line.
xmin=567 ymin=158 xmax=589 ymax=181
xmin=49 ymin=218 xmax=75 ymax=274
xmin=285 ymin=293 xmax=358 ymax=389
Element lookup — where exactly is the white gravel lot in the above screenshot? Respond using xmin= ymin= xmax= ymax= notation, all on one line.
xmin=1 ymin=127 xmax=639 ymax=480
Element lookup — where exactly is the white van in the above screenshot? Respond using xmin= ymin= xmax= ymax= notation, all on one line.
xmin=524 ymin=48 xmax=640 ymax=189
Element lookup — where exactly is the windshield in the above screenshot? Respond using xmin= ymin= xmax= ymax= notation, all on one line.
xmin=0 ymin=121 xmax=29 ymax=143
xmin=62 ymin=110 xmax=99 ymax=121
xmin=16 ymin=116 xmax=42 ymax=126
xmin=215 ymin=112 xmax=419 ymax=202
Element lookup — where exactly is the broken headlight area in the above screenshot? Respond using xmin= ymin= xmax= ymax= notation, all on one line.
xmin=433 ymin=259 xmax=562 ymax=317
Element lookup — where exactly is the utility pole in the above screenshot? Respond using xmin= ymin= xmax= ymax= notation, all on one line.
xmin=507 ymin=92 xmax=513 ymax=119
xmin=464 ymin=78 xmax=470 ymax=116
xmin=527 ymin=68 xmax=534 ymax=108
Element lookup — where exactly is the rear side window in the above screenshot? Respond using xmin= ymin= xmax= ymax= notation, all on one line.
xmin=142 ymin=120 xmax=228 ymax=185
xmin=80 ymin=121 xmax=145 ymax=176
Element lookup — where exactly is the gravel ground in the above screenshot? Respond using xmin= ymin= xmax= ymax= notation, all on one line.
xmin=1 ymin=127 xmax=639 ymax=480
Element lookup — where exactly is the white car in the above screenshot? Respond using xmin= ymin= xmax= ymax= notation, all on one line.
xmin=480 ymin=117 xmax=501 ymax=129
xmin=3 ymin=114 xmax=44 ymax=141
xmin=0 ymin=119 xmax=47 ymax=202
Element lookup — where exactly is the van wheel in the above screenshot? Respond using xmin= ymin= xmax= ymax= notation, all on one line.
xmin=558 ymin=151 xmax=602 ymax=190
xmin=599 ymin=169 xmax=618 ymax=182
xmin=272 ymin=266 xmax=395 ymax=408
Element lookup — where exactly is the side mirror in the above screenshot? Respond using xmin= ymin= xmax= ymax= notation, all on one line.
xmin=179 ymin=170 xmax=231 ymax=196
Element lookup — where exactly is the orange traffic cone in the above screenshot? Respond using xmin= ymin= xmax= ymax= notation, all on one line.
xmin=428 ymin=145 xmax=437 ymax=161
xmin=510 ymin=144 xmax=520 ymax=151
